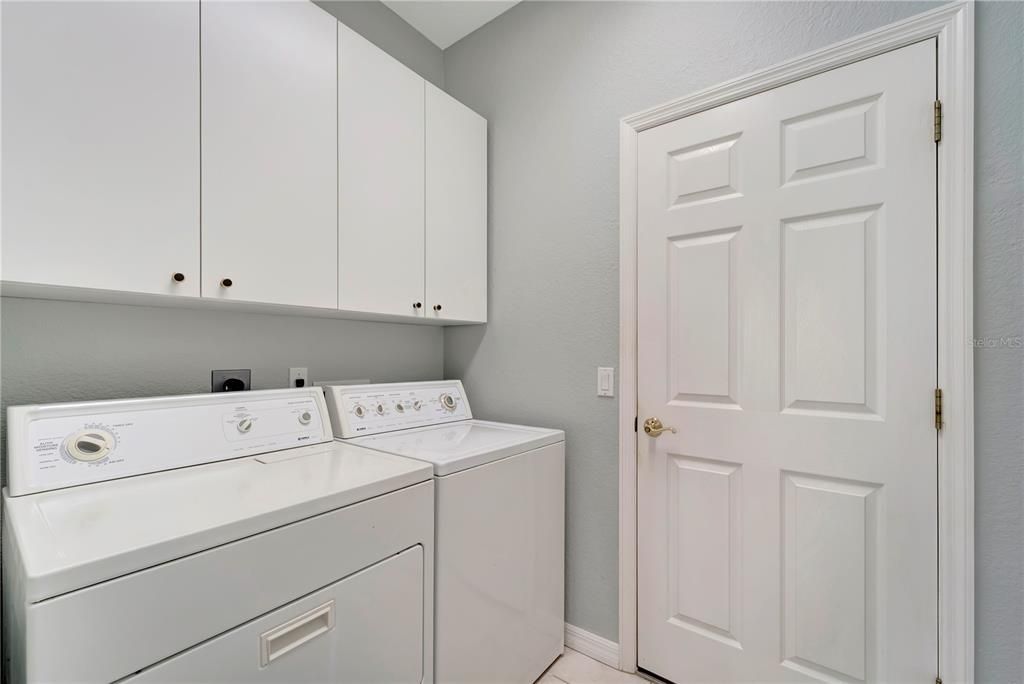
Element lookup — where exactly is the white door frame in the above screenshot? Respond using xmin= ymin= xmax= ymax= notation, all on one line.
xmin=618 ymin=2 xmax=975 ymax=681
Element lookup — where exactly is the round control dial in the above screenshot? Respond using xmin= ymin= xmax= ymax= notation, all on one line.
xmin=298 ymin=410 xmax=313 ymax=425
xmin=237 ymin=416 xmax=254 ymax=434
xmin=375 ymin=402 xmax=386 ymax=416
xmin=353 ymin=404 xmax=366 ymax=418
xmin=395 ymin=402 xmax=405 ymax=413
xmin=440 ymin=393 xmax=457 ymax=411
xmin=64 ymin=428 xmax=115 ymax=462
xmin=412 ymin=400 xmax=422 ymax=411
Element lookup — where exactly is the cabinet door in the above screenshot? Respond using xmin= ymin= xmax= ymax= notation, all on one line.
xmin=425 ymin=84 xmax=488 ymax=323
xmin=1 ymin=1 xmax=200 ymax=296
xmin=201 ymin=1 xmax=338 ymax=308
xmin=338 ymin=24 xmax=425 ymax=317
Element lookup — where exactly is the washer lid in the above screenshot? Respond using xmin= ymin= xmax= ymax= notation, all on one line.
xmin=3 ymin=442 xmax=432 ymax=602
xmin=349 ymin=420 xmax=564 ymax=476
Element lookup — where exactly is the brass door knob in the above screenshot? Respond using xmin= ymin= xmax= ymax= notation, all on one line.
xmin=643 ymin=417 xmax=676 ymax=437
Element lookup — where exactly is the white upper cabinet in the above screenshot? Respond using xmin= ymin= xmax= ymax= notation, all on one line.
xmin=201 ymin=1 xmax=338 ymax=308
xmin=1 ymin=1 xmax=201 ymax=297
xmin=338 ymin=24 xmax=426 ymax=318
xmin=425 ymin=84 xmax=488 ymax=323
xmin=2 ymin=1 xmax=487 ymax=324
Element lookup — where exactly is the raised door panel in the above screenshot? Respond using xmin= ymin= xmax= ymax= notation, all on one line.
xmin=425 ymin=84 xmax=487 ymax=323
xmin=1 ymin=1 xmax=200 ymax=296
xmin=201 ymin=1 xmax=338 ymax=309
xmin=338 ymin=24 xmax=425 ymax=317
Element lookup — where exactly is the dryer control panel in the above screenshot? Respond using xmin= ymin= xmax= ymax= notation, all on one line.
xmin=6 ymin=388 xmax=332 ymax=496
xmin=324 ymin=380 xmax=472 ymax=438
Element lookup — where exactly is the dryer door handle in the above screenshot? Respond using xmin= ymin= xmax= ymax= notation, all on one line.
xmin=259 ymin=600 xmax=336 ymax=666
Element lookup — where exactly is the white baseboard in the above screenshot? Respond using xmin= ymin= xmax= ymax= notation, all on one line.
xmin=564 ymin=623 xmax=620 ymax=669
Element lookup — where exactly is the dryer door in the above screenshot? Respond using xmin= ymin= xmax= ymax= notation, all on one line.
xmin=126 ymin=546 xmax=423 ymax=683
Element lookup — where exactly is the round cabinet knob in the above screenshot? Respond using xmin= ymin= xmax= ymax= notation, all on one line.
xmin=433 ymin=304 xmax=443 ymax=312
xmin=412 ymin=400 xmax=422 ymax=411
xmin=375 ymin=403 xmax=386 ymax=416
xmin=353 ymin=404 xmax=366 ymax=419
xmin=221 ymin=278 xmax=233 ymax=288
xmin=413 ymin=302 xmax=423 ymax=309
xmin=64 ymin=429 xmax=115 ymax=462
xmin=237 ymin=416 xmax=253 ymax=434
xmin=298 ymin=411 xmax=313 ymax=425
xmin=172 ymin=272 xmax=186 ymax=283
xmin=440 ymin=393 xmax=457 ymax=411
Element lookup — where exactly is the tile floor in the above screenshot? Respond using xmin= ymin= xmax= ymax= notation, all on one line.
xmin=538 ymin=648 xmax=650 ymax=684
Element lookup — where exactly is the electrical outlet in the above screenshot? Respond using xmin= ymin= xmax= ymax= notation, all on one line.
xmin=289 ymin=367 xmax=308 ymax=388
xmin=212 ymin=369 xmax=251 ymax=392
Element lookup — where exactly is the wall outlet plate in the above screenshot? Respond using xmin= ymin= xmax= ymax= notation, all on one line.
xmin=289 ymin=367 xmax=308 ymax=388
xmin=212 ymin=369 xmax=251 ymax=392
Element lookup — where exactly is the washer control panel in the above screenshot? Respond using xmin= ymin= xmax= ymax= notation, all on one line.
xmin=6 ymin=388 xmax=332 ymax=496
xmin=324 ymin=380 xmax=471 ymax=438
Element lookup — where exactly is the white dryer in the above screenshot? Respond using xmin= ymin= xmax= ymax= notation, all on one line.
xmin=324 ymin=380 xmax=565 ymax=684
xmin=3 ymin=387 xmax=434 ymax=683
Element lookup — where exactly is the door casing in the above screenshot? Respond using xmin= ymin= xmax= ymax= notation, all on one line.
xmin=617 ymin=3 xmax=974 ymax=681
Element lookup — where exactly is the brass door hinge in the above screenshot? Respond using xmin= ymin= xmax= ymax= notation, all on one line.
xmin=935 ymin=388 xmax=944 ymax=430
xmin=934 ymin=99 xmax=942 ymax=143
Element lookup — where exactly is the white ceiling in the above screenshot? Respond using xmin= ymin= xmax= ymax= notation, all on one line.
xmin=382 ymin=1 xmax=521 ymax=49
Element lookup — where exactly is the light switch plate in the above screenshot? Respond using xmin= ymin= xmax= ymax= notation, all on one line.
xmin=597 ymin=367 xmax=615 ymax=397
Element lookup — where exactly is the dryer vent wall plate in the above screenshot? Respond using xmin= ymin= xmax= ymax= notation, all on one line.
xmin=212 ymin=369 xmax=251 ymax=392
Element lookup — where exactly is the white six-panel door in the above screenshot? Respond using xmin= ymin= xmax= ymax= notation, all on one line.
xmin=201 ymin=1 xmax=338 ymax=308
xmin=1 ymin=1 xmax=201 ymax=297
xmin=637 ymin=40 xmax=937 ymax=683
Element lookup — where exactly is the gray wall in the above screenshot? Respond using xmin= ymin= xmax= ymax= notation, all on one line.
xmin=0 ymin=298 xmax=443 ymax=461
xmin=442 ymin=2 xmax=1023 ymax=681
xmin=972 ymin=2 xmax=1024 ymax=677
xmin=315 ymin=0 xmax=444 ymax=87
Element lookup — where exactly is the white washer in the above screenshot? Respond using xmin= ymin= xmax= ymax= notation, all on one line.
xmin=324 ymin=380 xmax=565 ymax=684
xmin=3 ymin=387 xmax=435 ymax=684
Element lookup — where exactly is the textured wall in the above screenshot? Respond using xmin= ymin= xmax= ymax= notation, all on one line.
xmin=442 ymin=2 xmax=1023 ymax=679
xmin=972 ymin=2 xmax=1024 ymax=679
xmin=315 ymin=0 xmax=444 ymax=88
